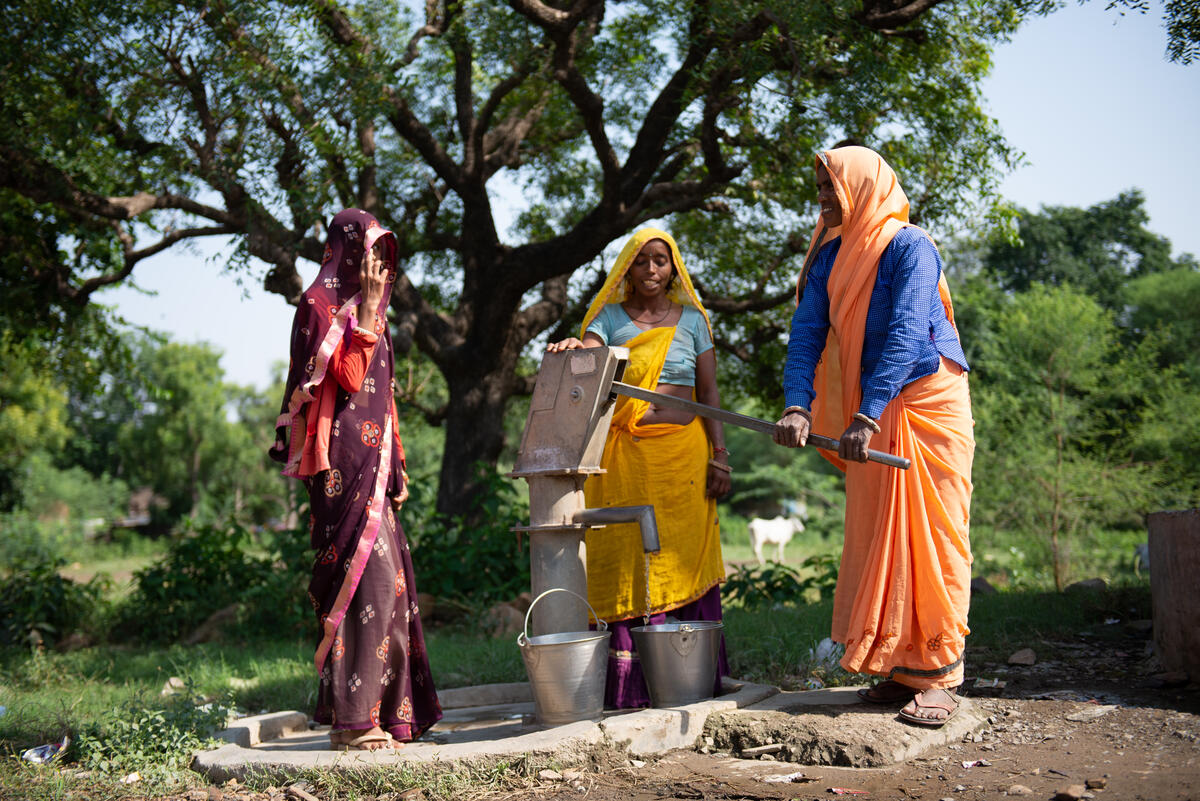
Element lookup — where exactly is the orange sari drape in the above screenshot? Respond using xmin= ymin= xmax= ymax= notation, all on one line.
xmin=801 ymin=147 xmax=975 ymax=690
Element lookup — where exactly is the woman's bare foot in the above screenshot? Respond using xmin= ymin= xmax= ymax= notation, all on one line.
xmin=330 ymin=726 xmax=400 ymax=750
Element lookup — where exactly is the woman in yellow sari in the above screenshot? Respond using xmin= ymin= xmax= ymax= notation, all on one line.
xmin=774 ymin=146 xmax=974 ymax=727
xmin=547 ymin=228 xmax=730 ymax=708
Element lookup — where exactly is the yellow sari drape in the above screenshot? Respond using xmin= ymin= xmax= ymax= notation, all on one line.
xmin=583 ymin=326 xmax=724 ymax=622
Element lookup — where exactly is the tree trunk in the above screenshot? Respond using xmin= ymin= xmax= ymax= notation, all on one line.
xmin=1147 ymin=509 xmax=1200 ymax=681
xmin=435 ymin=348 xmax=520 ymax=516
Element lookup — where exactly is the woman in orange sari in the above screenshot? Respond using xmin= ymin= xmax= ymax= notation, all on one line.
xmin=774 ymin=147 xmax=974 ymax=727
xmin=548 ymin=228 xmax=731 ymax=708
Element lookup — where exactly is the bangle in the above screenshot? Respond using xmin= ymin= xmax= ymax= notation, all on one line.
xmin=712 ymin=446 xmax=729 ymax=456
xmin=782 ymin=405 xmax=811 ymax=420
xmin=853 ymin=412 xmax=881 ymax=433
xmin=707 ymin=459 xmax=733 ymax=473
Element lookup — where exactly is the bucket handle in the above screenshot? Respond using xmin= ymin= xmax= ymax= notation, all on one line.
xmin=670 ymin=622 xmax=699 ymax=657
xmin=517 ymin=588 xmax=608 ymax=647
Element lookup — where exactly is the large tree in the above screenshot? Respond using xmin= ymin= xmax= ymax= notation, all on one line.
xmin=980 ymin=190 xmax=1193 ymax=311
xmin=3 ymin=0 xmax=1045 ymax=511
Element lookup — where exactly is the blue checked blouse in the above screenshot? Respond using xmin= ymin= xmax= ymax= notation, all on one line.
xmin=783 ymin=226 xmax=969 ymax=421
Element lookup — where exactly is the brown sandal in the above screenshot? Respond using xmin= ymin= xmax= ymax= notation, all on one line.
xmin=331 ymin=729 xmax=398 ymax=751
xmin=857 ymin=679 xmax=917 ymax=704
xmin=898 ymin=688 xmax=960 ymax=727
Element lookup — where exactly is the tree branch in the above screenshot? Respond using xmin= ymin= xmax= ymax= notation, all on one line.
xmin=509 ymin=0 xmax=619 ymax=196
xmin=854 ymin=0 xmax=947 ymax=30
xmin=310 ymin=0 xmax=464 ymax=189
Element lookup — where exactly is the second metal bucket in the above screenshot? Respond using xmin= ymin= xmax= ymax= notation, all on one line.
xmin=631 ymin=620 xmax=723 ymax=707
xmin=517 ymin=588 xmax=610 ymax=725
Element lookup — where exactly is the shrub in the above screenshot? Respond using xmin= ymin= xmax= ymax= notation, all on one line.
xmin=0 ymin=512 xmax=80 ymax=572
xmin=403 ymin=465 xmax=531 ymax=606
xmin=111 ymin=519 xmax=274 ymax=643
xmin=0 ymin=556 xmax=108 ymax=647
xmin=723 ymin=553 xmax=839 ymax=609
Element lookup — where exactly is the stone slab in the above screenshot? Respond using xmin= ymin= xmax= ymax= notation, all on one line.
xmin=436 ymin=682 xmax=532 ymax=709
xmin=601 ymin=677 xmax=778 ymax=755
xmin=216 ymin=711 xmax=309 ymax=748
xmin=706 ymin=684 xmax=987 ymax=767
xmin=195 ymin=680 xmax=981 ymax=781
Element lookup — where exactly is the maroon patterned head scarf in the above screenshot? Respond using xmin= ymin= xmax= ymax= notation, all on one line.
xmin=272 ymin=208 xmax=398 ymax=477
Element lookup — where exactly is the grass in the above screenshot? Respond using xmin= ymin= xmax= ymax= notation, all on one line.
xmin=0 ymin=523 xmax=1155 ymax=800
xmin=0 ymin=579 xmax=1154 ymax=799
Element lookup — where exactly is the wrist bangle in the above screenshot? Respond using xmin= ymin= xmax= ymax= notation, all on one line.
xmin=782 ymin=405 xmax=811 ymax=420
xmin=853 ymin=412 xmax=881 ymax=433
xmin=707 ymin=459 xmax=733 ymax=473
xmin=712 ymin=446 xmax=729 ymax=456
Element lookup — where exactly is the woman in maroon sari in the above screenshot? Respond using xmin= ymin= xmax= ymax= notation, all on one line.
xmin=271 ymin=209 xmax=441 ymax=750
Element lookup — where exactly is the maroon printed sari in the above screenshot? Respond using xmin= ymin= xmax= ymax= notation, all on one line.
xmin=272 ymin=208 xmax=441 ymax=741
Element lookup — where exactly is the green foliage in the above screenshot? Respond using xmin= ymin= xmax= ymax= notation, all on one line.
xmin=403 ymin=464 xmax=531 ymax=606
xmin=1124 ymin=265 xmax=1200 ymax=382
xmin=719 ymin=411 xmax=846 ymax=524
xmin=13 ymin=450 xmax=130 ymax=525
xmin=723 ymin=553 xmax=839 ymax=610
xmin=0 ymin=512 xmax=80 ymax=573
xmin=111 ymin=520 xmax=277 ymax=644
xmin=970 ymin=284 xmax=1160 ymax=588
xmin=0 ymin=556 xmax=107 ymax=647
xmin=981 ymin=190 xmax=1186 ymax=310
xmin=72 ymin=686 xmax=231 ymax=778
xmin=114 ymin=338 xmax=287 ymax=525
xmin=0 ymin=336 xmax=71 ymax=506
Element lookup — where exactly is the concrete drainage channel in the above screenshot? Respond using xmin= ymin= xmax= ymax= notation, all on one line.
xmin=192 ymin=681 xmax=985 ymax=783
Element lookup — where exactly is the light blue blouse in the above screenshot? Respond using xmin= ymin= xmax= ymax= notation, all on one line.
xmin=586 ymin=304 xmax=713 ymax=386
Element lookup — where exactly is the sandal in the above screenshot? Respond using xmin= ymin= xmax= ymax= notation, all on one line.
xmin=856 ymin=679 xmax=917 ymax=705
xmin=331 ymin=729 xmax=398 ymax=751
xmin=897 ymin=688 xmax=960 ymax=727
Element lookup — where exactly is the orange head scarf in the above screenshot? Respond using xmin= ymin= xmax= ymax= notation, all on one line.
xmin=798 ymin=146 xmax=914 ymax=470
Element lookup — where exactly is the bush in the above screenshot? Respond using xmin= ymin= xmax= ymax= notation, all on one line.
xmin=0 ymin=512 xmax=81 ymax=572
xmin=0 ymin=556 xmax=107 ymax=647
xmin=15 ymin=450 xmax=130 ymax=525
xmin=723 ymin=553 xmax=839 ymax=609
xmin=239 ymin=519 xmax=314 ymax=640
xmin=111 ymin=519 xmax=275 ymax=643
xmin=403 ymin=465 xmax=531 ymax=606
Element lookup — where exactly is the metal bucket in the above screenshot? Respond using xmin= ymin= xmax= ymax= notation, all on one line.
xmin=631 ymin=621 xmax=723 ymax=707
xmin=517 ymin=588 xmax=610 ymax=725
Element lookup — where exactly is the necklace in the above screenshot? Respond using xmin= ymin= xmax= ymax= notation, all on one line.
xmin=629 ymin=303 xmax=673 ymax=326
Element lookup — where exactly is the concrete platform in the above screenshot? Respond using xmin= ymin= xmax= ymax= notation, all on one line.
xmin=704 ymin=685 xmax=988 ymax=767
xmin=191 ymin=680 xmax=985 ymax=782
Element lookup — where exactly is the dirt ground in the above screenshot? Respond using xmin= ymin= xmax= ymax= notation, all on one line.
xmin=514 ymin=620 xmax=1200 ymax=801
xmin=153 ymin=622 xmax=1200 ymax=801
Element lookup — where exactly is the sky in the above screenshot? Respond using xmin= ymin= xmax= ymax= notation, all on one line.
xmin=99 ymin=2 xmax=1200 ymax=392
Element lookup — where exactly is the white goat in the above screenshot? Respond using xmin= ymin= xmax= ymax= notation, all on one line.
xmin=748 ymin=515 xmax=805 ymax=565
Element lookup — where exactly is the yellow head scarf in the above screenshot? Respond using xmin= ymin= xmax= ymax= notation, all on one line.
xmin=580 ymin=228 xmax=712 ymax=339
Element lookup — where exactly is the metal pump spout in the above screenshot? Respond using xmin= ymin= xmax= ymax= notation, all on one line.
xmin=573 ymin=505 xmax=660 ymax=554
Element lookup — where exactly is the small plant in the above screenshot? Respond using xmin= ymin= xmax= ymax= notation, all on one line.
xmin=723 ymin=553 xmax=839 ymax=609
xmin=72 ymin=684 xmax=232 ymax=778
